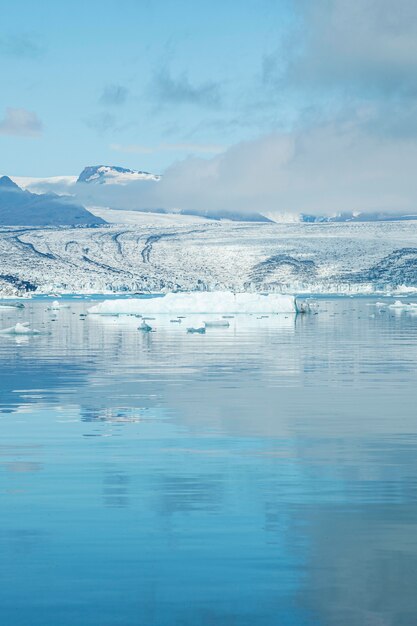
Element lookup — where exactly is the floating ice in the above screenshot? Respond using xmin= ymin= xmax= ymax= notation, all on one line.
xmin=0 ymin=322 xmax=40 ymax=335
xmin=48 ymin=300 xmax=69 ymax=311
xmin=204 ymin=319 xmax=230 ymax=328
xmin=88 ymin=292 xmax=296 ymax=316
xmin=0 ymin=302 xmax=25 ymax=310
xmin=138 ymin=320 xmax=153 ymax=332
xmin=388 ymin=300 xmax=417 ymax=309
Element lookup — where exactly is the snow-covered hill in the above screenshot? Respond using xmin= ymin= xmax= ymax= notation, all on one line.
xmin=1 ymin=219 xmax=417 ymax=296
xmin=77 ymin=165 xmax=161 ymax=185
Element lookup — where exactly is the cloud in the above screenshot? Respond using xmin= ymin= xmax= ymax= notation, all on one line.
xmin=152 ymin=125 xmax=417 ymax=215
xmin=0 ymin=108 xmax=43 ymax=137
xmin=0 ymin=33 xmax=45 ymax=59
xmin=152 ymin=67 xmax=221 ymax=107
xmin=36 ymin=115 xmax=416 ymax=218
xmin=274 ymin=0 xmax=417 ymax=99
xmin=99 ymin=84 xmax=129 ymax=106
xmin=110 ymin=142 xmax=226 ymax=155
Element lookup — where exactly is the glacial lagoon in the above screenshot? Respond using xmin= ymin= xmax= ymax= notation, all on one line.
xmin=1 ymin=297 xmax=417 ymax=625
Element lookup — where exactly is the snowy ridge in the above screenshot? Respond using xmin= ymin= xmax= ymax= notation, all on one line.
xmin=77 ymin=165 xmax=161 ymax=185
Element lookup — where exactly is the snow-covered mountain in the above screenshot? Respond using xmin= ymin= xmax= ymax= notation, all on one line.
xmin=9 ymin=166 xmax=417 ymax=224
xmin=0 ymin=176 xmax=105 ymax=226
xmin=77 ymin=165 xmax=161 ymax=185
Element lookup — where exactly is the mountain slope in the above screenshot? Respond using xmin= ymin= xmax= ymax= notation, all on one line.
xmin=0 ymin=176 xmax=105 ymax=226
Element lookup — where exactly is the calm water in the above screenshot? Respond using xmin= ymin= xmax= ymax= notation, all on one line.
xmin=1 ymin=298 xmax=417 ymax=626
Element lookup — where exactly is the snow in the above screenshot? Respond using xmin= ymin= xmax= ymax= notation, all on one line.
xmin=88 ymin=292 xmax=297 ymax=315
xmin=79 ymin=166 xmax=160 ymax=185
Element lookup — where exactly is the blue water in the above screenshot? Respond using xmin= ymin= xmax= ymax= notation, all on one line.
xmin=1 ymin=298 xmax=417 ymax=625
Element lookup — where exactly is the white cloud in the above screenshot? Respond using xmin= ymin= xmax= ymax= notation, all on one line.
xmin=30 ymin=119 xmax=411 ymax=217
xmin=145 ymin=125 xmax=417 ymax=215
xmin=0 ymin=107 xmax=43 ymax=137
xmin=286 ymin=0 xmax=417 ymax=98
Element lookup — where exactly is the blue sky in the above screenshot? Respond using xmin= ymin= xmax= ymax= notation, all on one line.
xmin=1 ymin=0 xmax=297 ymax=176
xmin=2 ymin=0 xmax=417 ymax=215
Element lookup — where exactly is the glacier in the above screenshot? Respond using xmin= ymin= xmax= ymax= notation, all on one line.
xmin=2 ymin=214 xmax=417 ymax=296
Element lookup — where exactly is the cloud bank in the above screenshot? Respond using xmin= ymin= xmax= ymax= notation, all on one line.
xmin=30 ymin=120 xmax=415 ymax=218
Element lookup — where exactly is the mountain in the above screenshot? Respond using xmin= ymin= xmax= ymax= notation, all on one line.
xmin=77 ymin=165 xmax=161 ymax=184
xmin=0 ymin=176 xmax=105 ymax=226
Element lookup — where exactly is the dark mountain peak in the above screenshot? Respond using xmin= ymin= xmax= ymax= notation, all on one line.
xmin=0 ymin=174 xmax=106 ymax=226
xmin=0 ymin=176 xmax=21 ymax=191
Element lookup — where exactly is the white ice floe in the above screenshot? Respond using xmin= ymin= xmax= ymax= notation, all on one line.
xmin=204 ymin=320 xmax=230 ymax=328
xmin=48 ymin=300 xmax=70 ymax=311
xmin=0 ymin=322 xmax=40 ymax=335
xmin=388 ymin=300 xmax=417 ymax=309
xmin=88 ymin=292 xmax=296 ymax=316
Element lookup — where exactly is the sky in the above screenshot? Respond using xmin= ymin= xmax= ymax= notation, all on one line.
xmin=1 ymin=0 xmax=417 ymax=215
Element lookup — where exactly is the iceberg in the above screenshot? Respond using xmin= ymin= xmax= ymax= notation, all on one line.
xmin=88 ymin=292 xmax=296 ymax=316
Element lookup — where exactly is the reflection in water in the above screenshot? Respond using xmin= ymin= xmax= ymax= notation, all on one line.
xmin=1 ymin=298 xmax=417 ymax=625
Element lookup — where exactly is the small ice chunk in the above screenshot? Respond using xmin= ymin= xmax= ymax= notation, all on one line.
xmin=187 ymin=327 xmax=206 ymax=334
xmin=388 ymin=300 xmax=417 ymax=309
xmin=0 ymin=322 xmax=40 ymax=335
xmin=204 ymin=320 xmax=230 ymax=328
xmin=138 ymin=320 xmax=152 ymax=332
xmin=48 ymin=300 xmax=69 ymax=311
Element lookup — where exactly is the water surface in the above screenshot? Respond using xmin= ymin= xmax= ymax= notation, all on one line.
xmin=1 ymin=298 xmax=417 ymax=625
